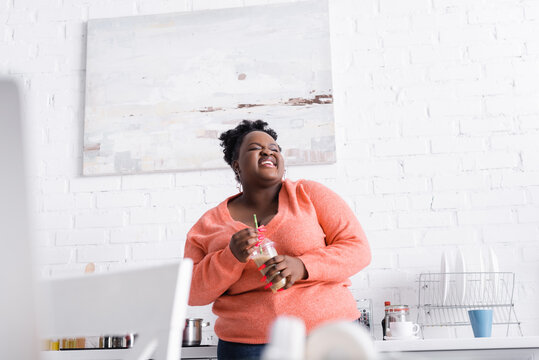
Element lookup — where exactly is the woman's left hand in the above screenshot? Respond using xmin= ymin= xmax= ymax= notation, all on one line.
xmin=263 ymin=255 xmax=307 ymax=290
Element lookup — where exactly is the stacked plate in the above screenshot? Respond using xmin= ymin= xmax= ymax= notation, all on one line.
xmin=440 ymin=247 xmax=499 ymax=305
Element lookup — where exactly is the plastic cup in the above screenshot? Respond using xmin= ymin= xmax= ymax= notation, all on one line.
xmin=250 ymin=238 xmax=286 ymax=293
xmin=468 ymin=309 xmax=493 ymax=337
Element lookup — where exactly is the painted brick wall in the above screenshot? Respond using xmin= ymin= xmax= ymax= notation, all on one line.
xmin=2 ymin=0 xmax=538 ymax=343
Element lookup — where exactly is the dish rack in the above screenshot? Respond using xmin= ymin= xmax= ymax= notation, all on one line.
xmin=416 ymin=272 xmax=522 ymax=337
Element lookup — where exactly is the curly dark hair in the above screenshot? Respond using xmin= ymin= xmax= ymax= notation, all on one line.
xmin=218 ymin=120 xmax=279 ymax=180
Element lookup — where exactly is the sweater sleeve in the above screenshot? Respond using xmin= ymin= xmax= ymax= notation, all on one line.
xmin=184 ymin=215 xmax=247 ymax=306
xmin=297 ymin=180 xmax=371 ymax=282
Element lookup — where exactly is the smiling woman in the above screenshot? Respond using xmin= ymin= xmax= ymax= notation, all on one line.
xmin=183 ymin=120 xmax=371 ymax=360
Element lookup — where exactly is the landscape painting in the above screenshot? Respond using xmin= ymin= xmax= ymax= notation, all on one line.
xmin=83 ymin=0 xmax=335 ymax=175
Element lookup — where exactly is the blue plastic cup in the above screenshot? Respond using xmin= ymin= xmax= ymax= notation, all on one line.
xmin=468 ymin=309 xmax=493 ymax=337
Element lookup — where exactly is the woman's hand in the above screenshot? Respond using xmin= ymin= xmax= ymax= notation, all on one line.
xmin=229 ymin=228 xmax=258 ymax=263
xmin=263 ymin=255 xmax=307 ymax=290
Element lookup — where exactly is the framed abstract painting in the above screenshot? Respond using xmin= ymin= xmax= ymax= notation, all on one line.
xmin=83 ymin=0 xmax=335 ymax=175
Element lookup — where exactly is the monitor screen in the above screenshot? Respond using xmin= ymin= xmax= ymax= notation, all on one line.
xmin=0 ymin=79 xmax=39 ymax=359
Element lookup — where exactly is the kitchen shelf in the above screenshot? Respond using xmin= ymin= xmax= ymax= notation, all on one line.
xmin=416 ymin=272 xmax=522 ymax=337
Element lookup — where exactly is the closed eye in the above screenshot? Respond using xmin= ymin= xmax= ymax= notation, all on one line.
xmin=247 ymin=142 xmax=280 ymax=152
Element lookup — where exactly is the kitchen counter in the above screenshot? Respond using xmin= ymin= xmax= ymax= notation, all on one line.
xmin=180 ymin=336 xmax=539 ymax=359
xmin=39 ymin=346 xmax=218 ymax=360
xmin=181 ymin=345 xmax=218 ymax=359
xmin=40 ymin=337 xmax=539 ymax=359
xmin=39 ymin=346 xmax=219 ymax=360
xmin=181 ymin=336 xmax=539 ymax=359
xmin=375 ymin=335 xmax=539 ymax=352
xmin=375 ymin=336 xmax=539 ymax=360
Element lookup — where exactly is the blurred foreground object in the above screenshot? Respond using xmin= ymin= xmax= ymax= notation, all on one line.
xmin=262 ymin=316 xmax=305 ymax=360
xmin=38 ymin=260 xmax=193 ymax=360
xmin=262 ymin=316 xmax=376 ymax=360
xmin=0 ymin=79 xmax=39 ymax=359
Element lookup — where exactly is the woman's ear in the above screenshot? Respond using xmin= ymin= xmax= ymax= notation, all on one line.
xmin=232 ymin=160 xmax=240 ymax=174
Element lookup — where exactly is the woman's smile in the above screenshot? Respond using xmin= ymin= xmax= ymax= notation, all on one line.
xmin=259 ymin=159 xmax=276 ymax=168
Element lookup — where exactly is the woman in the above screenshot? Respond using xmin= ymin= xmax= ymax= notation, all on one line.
xmin=184 ymin=120 xmax=371 ymax=360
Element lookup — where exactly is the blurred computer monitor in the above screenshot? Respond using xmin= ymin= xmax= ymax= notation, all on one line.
xmin=0 ymin=79 xmax=39 ymax=359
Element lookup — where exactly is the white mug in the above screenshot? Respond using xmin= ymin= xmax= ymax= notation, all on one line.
xmin=390 ymin=321 xmax=420 ymax=338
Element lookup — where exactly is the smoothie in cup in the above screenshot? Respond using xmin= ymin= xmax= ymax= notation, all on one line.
xmin=250 ymin=238 xmax=286 ymax=293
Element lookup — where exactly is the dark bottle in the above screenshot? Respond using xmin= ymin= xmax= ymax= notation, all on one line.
xmin=381 ymin=301 xmax=391 ymax=340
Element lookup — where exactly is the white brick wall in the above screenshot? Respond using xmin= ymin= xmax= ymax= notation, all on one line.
xmin=2 ymin=0 xmax=539 ymax=341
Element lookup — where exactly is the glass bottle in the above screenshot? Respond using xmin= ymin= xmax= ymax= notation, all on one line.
xmin=382 ymin=301 xmax=391 ymax=339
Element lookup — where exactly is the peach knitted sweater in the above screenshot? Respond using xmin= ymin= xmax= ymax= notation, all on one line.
xmin=184 ymin=179 xmax=371 ymax=344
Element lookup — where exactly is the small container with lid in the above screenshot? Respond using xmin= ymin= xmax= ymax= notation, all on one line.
xmin=384 ymin=304 xmax=411 ymax=339
xmin=390 ymin=305 xmax=410 ymax=323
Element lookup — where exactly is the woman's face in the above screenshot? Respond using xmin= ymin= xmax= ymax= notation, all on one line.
xmin=233 ymin=131 xmax=285 ymax=187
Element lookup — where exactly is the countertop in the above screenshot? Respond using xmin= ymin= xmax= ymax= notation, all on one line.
xmin=180 ymin=336 xmax=539 ymax=358
xmin=181 ymin=336 xmax=539 ymax=359
xmin=181 ymin=345 xmax=218 ymax=358
xmin=374 ymin=336 xmax=539 ymax=352
xmin=40 ymin=336 xmax=539 ymax=359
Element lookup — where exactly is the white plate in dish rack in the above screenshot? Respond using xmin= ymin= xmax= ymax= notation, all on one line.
xmin=461 ymin=246 xmax=486 ymax=302
xmin=478 ymin=247 xmax=485 ymax=301
xmin=440 ymin=251 xmax=450 ymax=305
xmin=455 ymin=248 xmax=466 ymax=304
xmin=488 ymin=247 xmax=500 ymax=298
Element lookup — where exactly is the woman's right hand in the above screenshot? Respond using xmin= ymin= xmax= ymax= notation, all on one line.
xmin=229 ymin=228 xmax=258 ymax=263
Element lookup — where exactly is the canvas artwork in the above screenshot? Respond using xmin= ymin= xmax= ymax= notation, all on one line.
xmin=83 ymin=0 xmax=335 ymax=175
